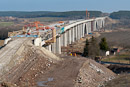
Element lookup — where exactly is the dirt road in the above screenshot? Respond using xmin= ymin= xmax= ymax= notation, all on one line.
xmin=35 ymin=57 xmax=86 ymax=87
xmin=0 ymin=38 xmax=29 ymax=75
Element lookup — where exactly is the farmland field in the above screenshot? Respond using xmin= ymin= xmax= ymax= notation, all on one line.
xmin=101 ymin=53 xmax=130 ymax=64
xmin=24 ymin=17 xmax=66 ymax=22
xmin=0 ymin=22 xmax=14 ymax=27
xmin=98 ymin=29 xmax=130 ymax=48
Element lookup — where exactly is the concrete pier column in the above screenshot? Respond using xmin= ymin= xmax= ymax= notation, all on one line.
xmin=79 ymin=24 xmax=81 ymax=39
xmin=88 ymin=22 xmax=91 ymax=33
xmin=67 ymin=30 xmax=69 ymax=44
xmin=46 ymin=46 xmax=49 ymax=50
xmin=99 ymin=19 xmax=102 ymax=29
xmin=81 ymin=24 xmax=83 ymax=38
xmin=82 ymin=23 xmax=85 ymax=37
xmin=103 ymin=19 xmax=105 ymax=27
xmin=52 ymin=42 xmax=56 ymax=53
xmin=100 ymin=20 xmax=102 ymax=28
xmin=66 ymin=31 xmax=68 ymax=45
xmin=101 ymin=19 xmax=105 ymax=28
xmin=77 ymin=25 xmax=80 ymax=40
xmin=75 ymin=26 xmax=78 ymax=40
xmin=60 ymin=34 xmax=64 ymax=46
xmin=93 ymin=21 xmax=96 ymax=31
xmin=48 ymin=44 xmax=52 ymax=52
xmin=73 ymin=27 xmax=75 ymax=42
xmin=96 ymin=20 xmax=99 ymax=30
xmin=80 ymin=24 xmax=82 ymax=38
xmin=68 ymin=29 xmax=71 ymax=44
xmin=56 ymin=37 xmax=61 ymax=54
xmin=71 ymin=27 xmax=75 ymax=43
xmin=63 ymin=32 xmax=67 ymax=46
xmin=74 ymin=26 xmax=76 ymax=41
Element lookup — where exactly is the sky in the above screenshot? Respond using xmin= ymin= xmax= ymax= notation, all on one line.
xmin=0 ymin=0 xmax=130 ymax=13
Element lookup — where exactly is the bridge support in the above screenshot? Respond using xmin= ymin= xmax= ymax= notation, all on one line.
xmin=63 ymin=32 xmax=67 ymax=46
xmin=71 ymin=27 xmax=75 ymax=43
xmin=75 ymin=26 xmax=78 ymax=40
xmin=52 ymin=42 xmax=56 ymax=54
xmin=56 ymin=37 xmax=61 ymax=54
xmin=68 ymin=29 xmax=71 ymax=44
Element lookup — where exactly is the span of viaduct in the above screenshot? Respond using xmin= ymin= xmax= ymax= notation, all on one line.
xmin=45 ymin=17 xmax=106 ymax=54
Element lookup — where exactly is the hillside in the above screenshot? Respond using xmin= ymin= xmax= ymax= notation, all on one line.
xmin=110 ymin=11 xmax=130 ymax=19
xmin=0 ymin=11 xmax=53 ymax=18
xmin=0 ymin=11 xmax=103 ymax=18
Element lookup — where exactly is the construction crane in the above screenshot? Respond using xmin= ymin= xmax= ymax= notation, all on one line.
xmin=86 ymin=9 xmax=90 ymax=19
xmin=86 ymin=9 xmax=88 ymax=19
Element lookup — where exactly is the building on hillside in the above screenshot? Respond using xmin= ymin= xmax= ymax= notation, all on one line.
xmin=105 ymin=51 xmax=110 ymax=56
xmin=111 ymin=48 xmax=120 ymax=55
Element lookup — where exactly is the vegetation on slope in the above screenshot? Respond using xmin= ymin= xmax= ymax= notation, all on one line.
xmin=0 ymin=11 xmax=53 ymax=18
xmin=83 ymin=36 xmax=100 ymax=59
xmin=110 ymin=11 xmax=130 ymax=19
xmin=0 ymin=25 xmax=22 ymax=40
xmin=0 ymin=11 xmax=103 ymax=18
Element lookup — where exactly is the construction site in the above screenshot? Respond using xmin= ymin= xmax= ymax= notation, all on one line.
xmin=0 ymin=37 xmax=116 ymax=87
xmin=0 ymin=13 xmax=117 ymax=87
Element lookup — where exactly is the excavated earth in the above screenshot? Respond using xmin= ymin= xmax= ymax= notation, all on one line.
xmin=0 ymin=38 xmax=116 ymax=87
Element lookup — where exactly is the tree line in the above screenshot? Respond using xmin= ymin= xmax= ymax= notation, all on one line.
xmin=83 ymin=37 xmax=109 ymax=59
xmin=0 ymin=26 xmax=22 ymax=40
xmin=110 ymin=11 xmax=130 ymax=19
xmin=0 ymin=11 xmax=103 ymax=18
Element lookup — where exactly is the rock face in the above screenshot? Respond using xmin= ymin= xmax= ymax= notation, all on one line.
xmin=75 ymin=59 xmax=115 ymax=87
xmin=0 ymin=38 xmax=115 ymax=87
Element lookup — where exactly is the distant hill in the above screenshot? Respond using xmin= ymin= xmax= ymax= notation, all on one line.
xmin=110 ymin=11 xmax=130 ymax=19
xmin=38 ymin=11 xmax=103 ymax=19
xmin=0 ymin=11 xmax=104 ymax=18
xmin=0 ymin=11 xmax=53 ymax=17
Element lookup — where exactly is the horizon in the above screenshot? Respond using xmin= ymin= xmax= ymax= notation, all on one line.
xmin=0 ymin=10 xmax=129 ymax=13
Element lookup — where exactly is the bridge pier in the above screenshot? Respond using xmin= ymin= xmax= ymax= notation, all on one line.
xmin=71 ymin=27 xmax=75 ymax=43
xmin=48 ymin=44 xmax=52 ymax=52
xmin=52 ymin=42 xmax=56 ymax=54
xmin=88 ymin=22 xmax=91 ymax=33
xmin=79 ymin=24 xmax=82 ymax=39
xmin=63 ymin=32 xmax=67 ymax=47
xmin=82 ymin=23 xmax=85 ymax=37
xmin=56 ymin=37 xmax=61 ymax=54
xmin=77 ymin=25 xmax=80 ymax=40
xmin=68 ymin=29 xmax=71 ymax=44
xmin=93 ymin=21 xmax=96 ymax=31
xmin=60 ymin=34 xmax=64 ymax=46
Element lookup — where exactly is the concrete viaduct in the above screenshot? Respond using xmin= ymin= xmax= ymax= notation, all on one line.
xmin=45 ymin=17 xmax=106 ymax=54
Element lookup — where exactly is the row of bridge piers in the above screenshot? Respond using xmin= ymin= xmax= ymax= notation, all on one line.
xmin=45 ymin=17 xmax=106 ymax=54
